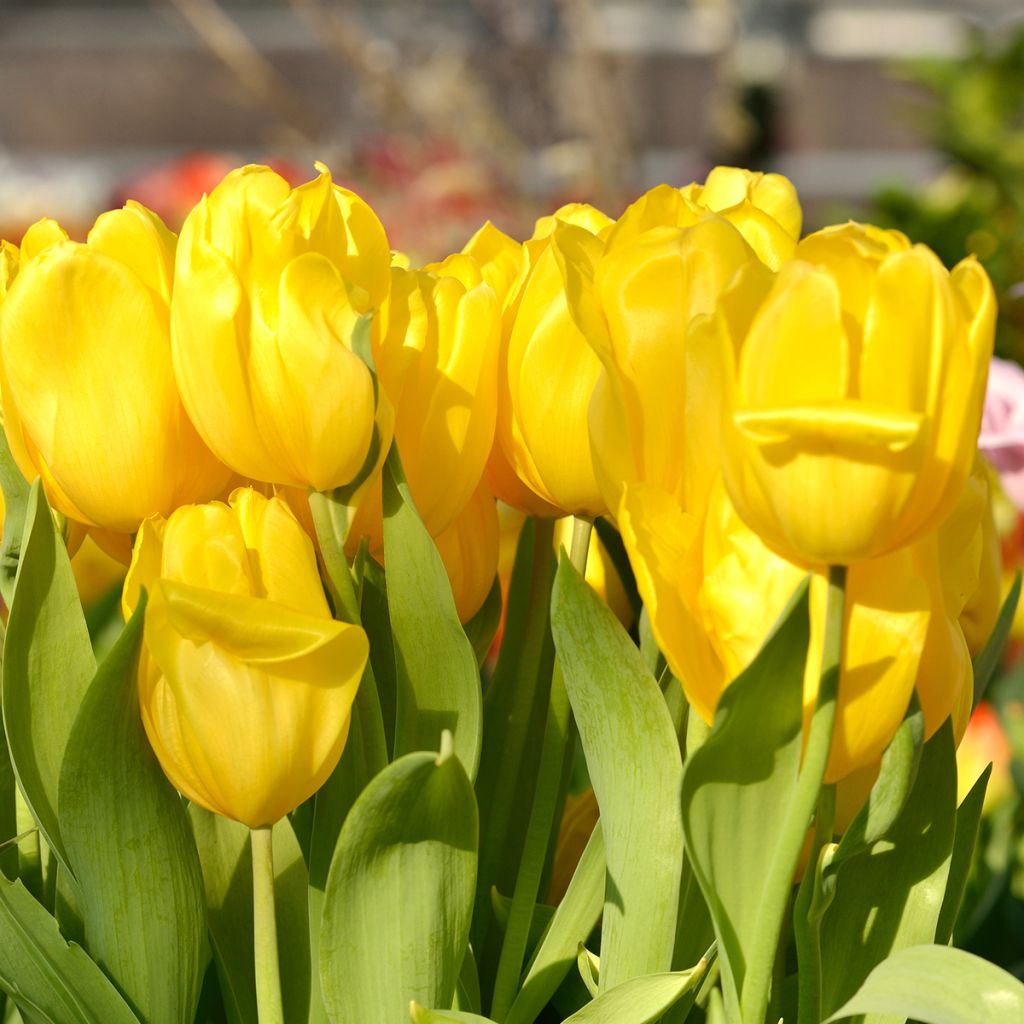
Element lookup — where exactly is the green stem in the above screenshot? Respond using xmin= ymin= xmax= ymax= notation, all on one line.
xmin=490 ymin=516 xmax=593 ymax=1020
xmin=741 ymin=565 xmax=846 ymax=1024
xmin=794 ymin=784 xmax=836 ymax=1024
xmin=251 ymin=826 xmax=284 ymax=1024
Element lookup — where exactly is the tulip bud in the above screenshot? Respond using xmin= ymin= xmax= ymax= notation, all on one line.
xmin=620 ymin=471 xmax=987 ymax=783
xmin=713 ymin=222 xmax=996 ymax=567
xmin=124 ymin=488 xmax=367 ymax=828
xmin=171 ymin=163 xmax=392 ymax=492
xmin=433 ymin=480 xmax=500 ymax=623
xmin=0 ymin=207 xmax=231 ymax=533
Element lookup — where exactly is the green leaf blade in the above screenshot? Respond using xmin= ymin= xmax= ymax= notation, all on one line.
xmin=383 ymin=451 xmax=482 ymax=781
xmin=320 ymin=742 xmax=478 ymax=1024
xmin=58 ymin=595 xmax=207 ymax=1024
xmin=2 ymin=482 xmax=96 ymax=871
xmin=551 ymin=556 xmax=684 ymax=990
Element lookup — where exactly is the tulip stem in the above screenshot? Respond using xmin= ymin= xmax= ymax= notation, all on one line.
xmin=251 ymin=825 xmax=284 ymax=1024
xmin=741 ymin=565 xmax=846 ymax=1024
xmin=490 ymin=515 xmax=592 ymax=1020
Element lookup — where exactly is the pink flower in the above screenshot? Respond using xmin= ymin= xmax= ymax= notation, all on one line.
xmin=980 ymin=356 xmax=1024 ymax=511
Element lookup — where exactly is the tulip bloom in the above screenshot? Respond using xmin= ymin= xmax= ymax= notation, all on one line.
xmin=171 ymin=163 xmax=392 ymax=492
xmin=492 ymin=204 xmax=613 ymax=517
xmin=713 ymin=222 xmax=996 ymax=567
xmin=620 ymin=469 xmax=988 ymax=782
xmin=0 ymin=209 xmax=230 ymax=533
xmin=373 ymin=253 xmax=500 ymax=538
xmin=124 ymin=488 xmax=367 ymax=828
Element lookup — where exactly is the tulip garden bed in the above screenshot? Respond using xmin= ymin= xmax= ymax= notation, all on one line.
xmin=0 ymin=164 xmax=1022 ymax=1024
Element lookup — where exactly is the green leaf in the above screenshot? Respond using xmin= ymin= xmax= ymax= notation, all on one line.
xmin=488 ymin=889 xmax=555 ymax=952
xmin=818 ymin=722 xmax=958 ymax=1022
xmin=680 ymin=581 xmax=810 ymax=1020
xmin=384 ymin=450 xmax=482 ymax=780
xmin=0 ymin=875 xmax=140 ymax=1024
xmin=833 ymin=696 xmax=925 ymax=864
xmin=936 ymin=764 xmax=991 ymax=945
xmin=410 ymin=1006 xmax=495 ymax=1024
xmin=560 ymin=967 xmax=708 ymax=1024
xmin=463 ymin=578 xmax=503 ymax=668
xmin=505 ymin=824 xmax=605 ymax=1024
xmin=2 ymin=482 xmax=95 ymax=872
xmin=0 ymin=421 xmax=32 ymax=606
xmin=58 ymin=594 xmax=207 ymax=1024
xmin=357 ymin=554 xmax=398 ymax=759
xmin=827 ymin=944 xmax=1024 ymax=1023
xmin=320 ymin=736 xmax=478 ymax=1024
xmin=0 ymin=698 xmax=17 ymax=880
xmin=190 ymin=810 xmax=320 ymax=1024
xmin=473 ymin=519 xmax=556 ymax=986
xmin=972 ymin=571 xmax=1020 ymax=709
xmin=551 ymin=556 xmax=683 ymax=990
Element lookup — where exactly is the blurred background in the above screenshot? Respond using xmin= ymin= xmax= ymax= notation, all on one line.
xmin=5 ymin=0 xmax=1024 ymax=980
xmin=3 ymin=0 xmax=1024 ymax=350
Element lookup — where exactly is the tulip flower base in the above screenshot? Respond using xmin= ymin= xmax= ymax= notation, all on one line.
xmin=0 ymin=163 xmax=1023 ymax=1024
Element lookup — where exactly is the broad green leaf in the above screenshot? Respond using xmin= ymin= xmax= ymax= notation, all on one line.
xmin=552 ymin=557 xmax=683 ymax=989
xmin=972 ymin=572 xmax=1020 ymax=709
xmin=0 ymin=705 xmax=17 ymax=880
xmin=2 ymin=483 xmax=95 ymax=870
xmin=473 ymin=519 xmax=556 ymax=991
xmin=58 ymin=595 xmax=206 ymax=1024
xmin=818 ymin=722 xmax=958 ymax=1022
xmin=561 ymin=967 xmax=707 ymax=1024
xmin=384 ymin=451 xmax=482 ymax=780
xmin=833 ymin=696 xmax=925 ymax=864
xmin=190 ymin=810 xmax=319 ymax=1024
xmin=320 ymin=738 xmax=478 ymax=1024
xmin=936 ymin=765 xmax=990 ymax=945
xmin=0 ymin=875 xmax=140 ymax=1024
xmin=680 ymin=582 xmax=810 ymax=1020
xmin=410 ymin=1006 xmax=494 ymax=1024
xmin=827 ymin=944 xmax=1024 ymax=1023
xmin=0 ymin=424 xmax=31 ymax=606
xmin=506 ymin=824 xmax=605 ymax=1024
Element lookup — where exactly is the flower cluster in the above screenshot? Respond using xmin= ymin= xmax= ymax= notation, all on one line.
xmin=0 ymin=162 xmax=998 ymax=825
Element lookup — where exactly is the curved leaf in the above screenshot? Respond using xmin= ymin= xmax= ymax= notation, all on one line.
xmin=320 ymin=737 xmax=478 ymax=1023
xmin=551 ymin=557 xmax=683 ymax=990
xmin=3 ymin=482 xmax=95 ymax=871
xmin=384 ymin=450 xmax=482 ymax=780
xmin=58 ymin=595 xmax=207 ymax=1024
xmin=827 ymin=945 xmax=1024 ymax=1024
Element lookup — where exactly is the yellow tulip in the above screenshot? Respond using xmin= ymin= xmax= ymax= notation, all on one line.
xmin=492 ymin=204 xmax=613 ymax=517
xmin=712 ymin=222 xmax=996 ymax=567
xmin=124 ymin=488 xmax=367 ymax=828
xmin=171 ymin=163 xmax=392 ymax=492
xmin=0 ymin=208 xmax=231 ymax=533
xmin=371 ymin=253 xmax=499 ymax=539
xmin=608 ymin=166 xmax=801 ymax=271
xmin=620 ymin=470 xmax=985 ymax=782
xmin=432 ymin=480 xmax=500 ymax=623
xmin=559 ymin=219 xmax=766 ymax=517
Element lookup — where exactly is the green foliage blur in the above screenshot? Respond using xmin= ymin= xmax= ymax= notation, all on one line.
xmin=872 ymin=27 xmax=1024 ymax=359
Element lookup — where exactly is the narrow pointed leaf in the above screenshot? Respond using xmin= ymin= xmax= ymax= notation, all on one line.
xmin=0 ymin=875 xmax=140 ymax=1024
xmin=561 ymin=967 xmax=707 ymax=1024
xmin=2 ymin=482 xmax=95 ymax=870
xmin=551 ymin=556 xmax=683 ymax=990
xmin=384 ymin=450 xmax=482 ymax=780
xmin=680 ymin=582 xmax=810 ymax=1019
xmin=972 ymin=572 xmax=1020 ymax=709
